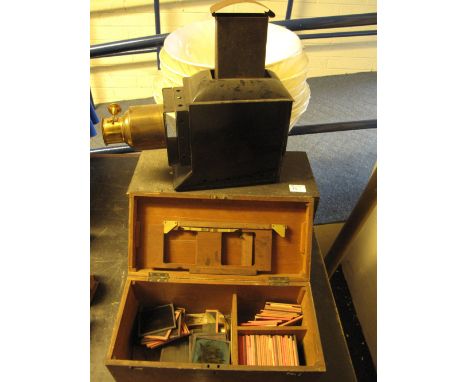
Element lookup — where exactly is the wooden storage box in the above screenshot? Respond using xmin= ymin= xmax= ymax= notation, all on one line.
xmin=106 ymin=150 xmax=325 ymax=381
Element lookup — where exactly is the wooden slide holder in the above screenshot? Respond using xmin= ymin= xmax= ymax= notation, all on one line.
xmin=162 ymin=221 xmax=286 ymax=275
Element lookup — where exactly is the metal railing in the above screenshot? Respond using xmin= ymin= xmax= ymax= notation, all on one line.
xmin=91 ymin=13 xmax=376 ymax=58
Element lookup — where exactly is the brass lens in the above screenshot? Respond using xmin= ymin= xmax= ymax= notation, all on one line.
xmin=102 ymin=104 xmax=167 ymax=150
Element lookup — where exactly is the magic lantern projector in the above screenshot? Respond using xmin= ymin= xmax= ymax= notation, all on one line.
xmin=101 ymin=2 xmax=293 ymax=191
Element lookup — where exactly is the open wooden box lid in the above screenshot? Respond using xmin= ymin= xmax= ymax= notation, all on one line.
xmin=126 ymin=149 xmax=320 ymax=285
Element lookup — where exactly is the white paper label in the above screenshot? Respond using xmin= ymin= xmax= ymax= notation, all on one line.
xmin=289 ymin=184 xmax=306 ymax=193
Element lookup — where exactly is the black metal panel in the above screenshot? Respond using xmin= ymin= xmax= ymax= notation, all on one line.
xmin=215 ymin=14 xmax=269 ymax=79
xmin=175 ymin=110 xmax=191 ymax=166
xmin=168 ymin=70 xmax=293 ymax=191
xmin=166 ymin=137 xmax=179 ymax=166
xmin=171 ymin=99 xmax=291 ymax=191
xmin=203 ymin=102 xmax=287 ymax=168
xmin=185 ymin=100 xmax=289 ymax=189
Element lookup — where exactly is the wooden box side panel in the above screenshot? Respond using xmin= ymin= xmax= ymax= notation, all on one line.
xmin=128 ymin=196 xmax=137 ymax=271
xmin=133 ymin=197 xmax=312 ymax=277
xmin=133 ymin=281 xmax=235 ymax=313
xmin=108 ymin=280 xmax=139 ymax=361
xmin=304 ymin=202 xmax=314 ymax=286
xmin=231 ymin=293 xmax=239 ymax=365
xmin=302 ymin=285 xmax=326 ymax=371
xmin=107 ymin=363 xmax=322 ymax=382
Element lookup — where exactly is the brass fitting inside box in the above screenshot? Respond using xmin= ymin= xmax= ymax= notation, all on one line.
xmin=102 ymin=103 xmax=167 ymax=150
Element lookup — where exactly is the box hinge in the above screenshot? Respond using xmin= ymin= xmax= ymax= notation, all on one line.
xmin=148 ymin=272 xmax=170 ymax=282
xmin=268 ymin=276 xmax=290 ymax=286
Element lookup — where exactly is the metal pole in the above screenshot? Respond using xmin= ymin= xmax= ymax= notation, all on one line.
xmin=325 ymin=166 xmax=377 ymax=278
xmin=153 ymin=0 xmax=161 ymax=69
xmin=90 ymin=89 xmax=95 ymax=109
xmin=285 ymin=0 xmax=294 ymax=20
xmin=92 ymin=120 xmax=377 ymax=154
xmin=299 ymin=30 xmax=377 ymax=40
xmin=90 ymin=34 xmax=169 ymax=58
xmin=273 ymin=12 xmax=377 ymax=31
xmin=92 ymin=47 xmax=159 ymax=59
xmin=90 ymin=145 xmax=136 ymax=155
xmin=289 ymin=120 xmax=376 ymax=136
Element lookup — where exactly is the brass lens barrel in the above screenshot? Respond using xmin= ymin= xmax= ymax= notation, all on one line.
xmin=102 ymin=104 xmax=167 ymax=150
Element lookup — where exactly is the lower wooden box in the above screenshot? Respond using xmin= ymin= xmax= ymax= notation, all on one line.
xmin=106 ymin=280 xmax=325 ymax=382
xmin=106 ymin=150 xmax=325 ymax=381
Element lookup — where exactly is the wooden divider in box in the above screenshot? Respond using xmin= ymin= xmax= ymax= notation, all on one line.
xmin=106 ymin=150 xmax=325 ymax=381
xmin=232 ymin=284 xmax=325 ymax=369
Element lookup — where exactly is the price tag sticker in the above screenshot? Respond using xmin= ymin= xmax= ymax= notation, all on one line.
xmin=289 ymin=184 xmax=306 ymax=193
